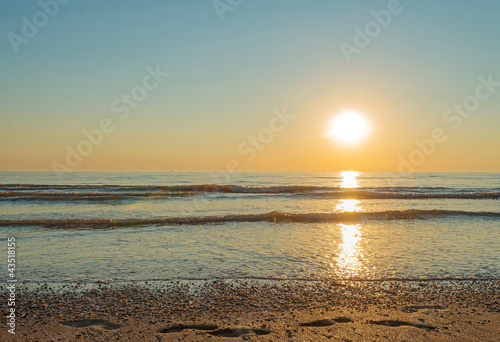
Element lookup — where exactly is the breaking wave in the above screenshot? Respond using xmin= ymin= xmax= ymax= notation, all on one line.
xmin=1 ymin=184 xmax=498 ymax=201
xmin=1 ymin=210 xmax=498 ymax=229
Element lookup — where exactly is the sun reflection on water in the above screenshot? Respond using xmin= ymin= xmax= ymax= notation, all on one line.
xmin=327 ymin=172 xmax=365 ymax=278
xmin=336 ymin=172 xmax=363 ymax=212
xmin=336 ymin=199 xmax=362 ymax=212
xmin=335 ymin=224 xmax=363 ymax=277
xmin=340 ymin=171 xmax=359 ymax=188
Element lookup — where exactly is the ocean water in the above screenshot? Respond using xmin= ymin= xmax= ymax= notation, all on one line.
xmin=0 ymin=171 xmax=499 ymax=283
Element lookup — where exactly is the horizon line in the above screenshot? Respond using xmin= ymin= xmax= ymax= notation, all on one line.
xmin=0 ymin=170 xmax=499 ymax=173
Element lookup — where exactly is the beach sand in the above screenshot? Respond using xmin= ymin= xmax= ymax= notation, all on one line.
xmin=2 ymin=280 xmax=499 ymax=341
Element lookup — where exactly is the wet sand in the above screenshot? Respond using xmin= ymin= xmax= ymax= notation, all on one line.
xmin=2 ymin=279 xmax=499 ymax=341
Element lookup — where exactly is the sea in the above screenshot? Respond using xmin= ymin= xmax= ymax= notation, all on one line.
xmin=0 ymin=171 xmax=499 ymax=284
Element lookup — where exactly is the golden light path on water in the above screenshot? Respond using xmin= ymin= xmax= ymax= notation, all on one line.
xmin=336 ymin=224 xmax=363 ymax=277
xmin=336 ymin=199 xmax=362 ymax=212
xmin=331 ymin=171 xmax=365 ymax=278
xmin=340 ymin=170 xmax=359 ymax=188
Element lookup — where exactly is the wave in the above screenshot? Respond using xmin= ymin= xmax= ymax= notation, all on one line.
xmin=0 ymin=191 xmax=190 ymax=201
xmin=1 ymin=210 xmax=498 ymax=229
xmin=1 ymin=184 xmax=490 ymax=192
xmin=1 ymin=184 xmax=498 ymax=201
xmin=303 ymin=191 xmax=500 ymax=199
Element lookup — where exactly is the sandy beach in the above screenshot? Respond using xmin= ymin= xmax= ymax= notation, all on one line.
xmin=2 ymin=279 xmax=499 ymax=341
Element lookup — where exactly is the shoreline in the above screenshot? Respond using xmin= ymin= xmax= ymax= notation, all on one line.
xmin=2 ymin=279 xmax=499 ymax=341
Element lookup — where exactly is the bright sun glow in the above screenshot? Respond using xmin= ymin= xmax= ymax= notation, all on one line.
xmin=325 ymin=111 xmax=370 ymax=145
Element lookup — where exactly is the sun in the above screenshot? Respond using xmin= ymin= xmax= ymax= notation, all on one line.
xmin=325 ymin=111 xmax=371 ymax=145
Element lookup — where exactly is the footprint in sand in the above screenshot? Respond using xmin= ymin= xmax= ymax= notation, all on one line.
xmin=402 ymin=305 xmax=446 ymax=313
xmin=61 ymin=319 xmax=121 ymax=330
xmin=370 ymin=320 xmax=437 ymax=330
xmin=300 ymin=317 xmax=353 ymax=327
xmin=158 ymin=324 xmax=271 ymax=337
xmin=159 ymin=323 xmax=218 ymax=333
xmin=207 ymin=327 xmax=272 ymax=337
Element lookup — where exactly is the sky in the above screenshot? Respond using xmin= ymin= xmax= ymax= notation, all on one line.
xmin=1 ymin=0 xmax=499 ymax=172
